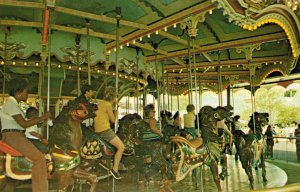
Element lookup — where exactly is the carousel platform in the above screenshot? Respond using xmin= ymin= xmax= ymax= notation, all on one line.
xmin=94 ymin=156 xmax=287 ymax=192
xmin=14 ymin=156 xmax=287 ymax=192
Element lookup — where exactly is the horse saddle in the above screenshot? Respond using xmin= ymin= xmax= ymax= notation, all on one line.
xmin=170 ymin=136 xmax=203 ymax=149
xmin=0 ymin=140 xmax=23 ymax=157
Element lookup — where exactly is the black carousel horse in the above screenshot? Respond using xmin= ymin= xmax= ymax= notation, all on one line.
xmin=0 ymin=100 xmax=97 ymax=192
xmin=236 ymin=112 xmax=269 ymax=189
xmin=116 ymin=114 xmax=175 ymax=192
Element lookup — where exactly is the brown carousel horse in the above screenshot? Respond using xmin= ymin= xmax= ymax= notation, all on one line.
xmin=236 ymin=112 xmax=269 ymax=189
xmin=48 ymin=100 xmax=98 ymax=192
xmin=0 ymin=99 xmax=97 ymax=192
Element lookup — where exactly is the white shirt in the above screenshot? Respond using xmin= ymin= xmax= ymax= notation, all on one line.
xmin=25 ymin=124 xmax=39 ymax=139
xmin=1 ymin=96 xmax=25 ymax=131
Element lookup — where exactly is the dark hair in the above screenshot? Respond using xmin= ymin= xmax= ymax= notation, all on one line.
xmin=81 ymin=84 xmax=93 ymax=95
xmin=173 ymin=111 xmax=180 ymax=119
xmin=234 ymin=115 xmax=240 ymax=121
xmin=144 ymin=104 xmax=155 ymax=118
xmin=26 ymin=107 xmax=38 ymax=119
xmin=8 ymin=78 xmax=29 ymax=96
xmin=186 ymin=104 xmax=195 ymax=112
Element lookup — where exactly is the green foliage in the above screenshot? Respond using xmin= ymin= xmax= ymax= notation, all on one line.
xmin=284 ymin=89 xmax=297 ymax=97
xmin=255 ymin=88 xmax=300 ymax=125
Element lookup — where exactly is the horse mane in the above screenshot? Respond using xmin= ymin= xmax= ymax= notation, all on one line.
xmin=49 ymin=99 xmax=84 ymax=151
xmin=248 ymin=112 xmax=269 ymax=134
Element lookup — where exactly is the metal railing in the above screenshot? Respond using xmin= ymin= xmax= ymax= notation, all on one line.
xmin=271 ymin=136 xmax=299 ymax=162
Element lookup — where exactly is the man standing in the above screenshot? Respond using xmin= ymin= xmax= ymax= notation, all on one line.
xmin=295 ymin=124 xmax=300 ymax=161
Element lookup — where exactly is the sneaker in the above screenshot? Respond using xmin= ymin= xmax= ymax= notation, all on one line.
xmin=110 ymin=169 xmax=122 ymax=180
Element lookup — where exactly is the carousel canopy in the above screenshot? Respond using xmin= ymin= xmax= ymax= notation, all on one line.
xmin=0 ymin=0 xmax=299 ymax=98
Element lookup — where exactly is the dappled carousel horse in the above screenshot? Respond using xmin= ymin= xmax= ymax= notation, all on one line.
xmin=0 ymin=100 xmax=95 ymax=192
xmin=236 ymin=112 xmax=269 ymax=189
xmin=168 ymin=105 xmax=232 ymax=192
xmin=49 ymin=100 xmax=98 ymax=192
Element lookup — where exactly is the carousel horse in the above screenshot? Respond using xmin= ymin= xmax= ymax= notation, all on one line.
xmin=236 ymin=112 xmax=269 ymax=189
xmin=217 ymin=113 xmax=234 ymax=180
xmin=116 ymin=113 xmax=175 ymax=192
xmin=170 ymin=105 xmax=232 ymax=192
xmin=119 ymin=111 xmax=225 ymax=192
xmin=48 ymin=100 xmax=98 ymax=192
xmin=80 ymin=114 xmax=138 ymax=174
xmin=0 ymin=100 xmax=94 ymax=192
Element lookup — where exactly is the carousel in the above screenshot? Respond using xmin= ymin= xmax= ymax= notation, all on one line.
xmin=0 ymin=0 xmax=299 ymax=191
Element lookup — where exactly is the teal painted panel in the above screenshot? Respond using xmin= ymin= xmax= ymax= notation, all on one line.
xmin=144 ymin=0 xmax=175 ymax=6
xmin=50 ymin=31 xmax=105 ymax=65
xmin=159 ymin=0 xmax=176 ymax=5
xmin=0 ymin=27 xmax=41 ymax=59
xmin=58 ymin=0 xmax=146 ymax=21
xmin=42 ymin=68 xmax=65 ymax=97
xmin=0 ymin=7 xmax=37 ymax=21
xmin=209 ymin=10 xmax=244 ymax=34
xmin=108 ymin=47 xmax=145 ymax=67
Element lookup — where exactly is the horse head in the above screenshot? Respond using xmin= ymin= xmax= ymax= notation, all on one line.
xmin=198 ymin=105 xmax=233 ymax=124
xmin=49 ymin=99 xmax=89 ymax=151
xmin=214 ymin=105 xmax=233 ymax=122
xmin=248 ymin=112 xmax=269 ymax=135
xmin=118 ymin=113 xmax=143 ymax=146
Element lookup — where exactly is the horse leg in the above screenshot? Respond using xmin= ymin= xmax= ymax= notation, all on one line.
xmin=234 ymin=139 xmax=240 ymax=161
xmin=58 ymin=171 xmax=73 ymax=192
xmin=159 ymin=180 xmax=173 ymax=192
xmin=0 ymin=179 xmax=14 ymax=192
xmin=219 ymin=153 xmax=228 ymax=180
xmin=246 ymin=164 xmax=254 ymax=189
xmin=73 ymin=167 xmax=98 ymax=192
xmin=240 ymin=152 xmax=254 ymax=189
xmin=260 ymin=153 xmax=267 ymax=182
xmin=209 ymin=160 xmax=222 ymax=192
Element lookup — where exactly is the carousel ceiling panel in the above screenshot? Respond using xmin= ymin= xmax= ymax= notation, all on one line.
xmin=54 ymin=0 xmax=150 ymax=36
xmin=49 ymin=31 xmax=105 ymax=65
xmin=141 ymin=0 xmax=205 ymax=17
xmin=0 ymin=27 xmax=41 ymax=60
xmin=205 ymin=14 xmax=283 ymax=42
xmin=57 ymin=0 xmax=147 ymax=21
xmin=0 ymin=7 xmax=39 ymax=22
xmin=0 ymin=0 xmax=299 ymax=96
xmin=52 ymin=12 xmax=91 ymax=27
